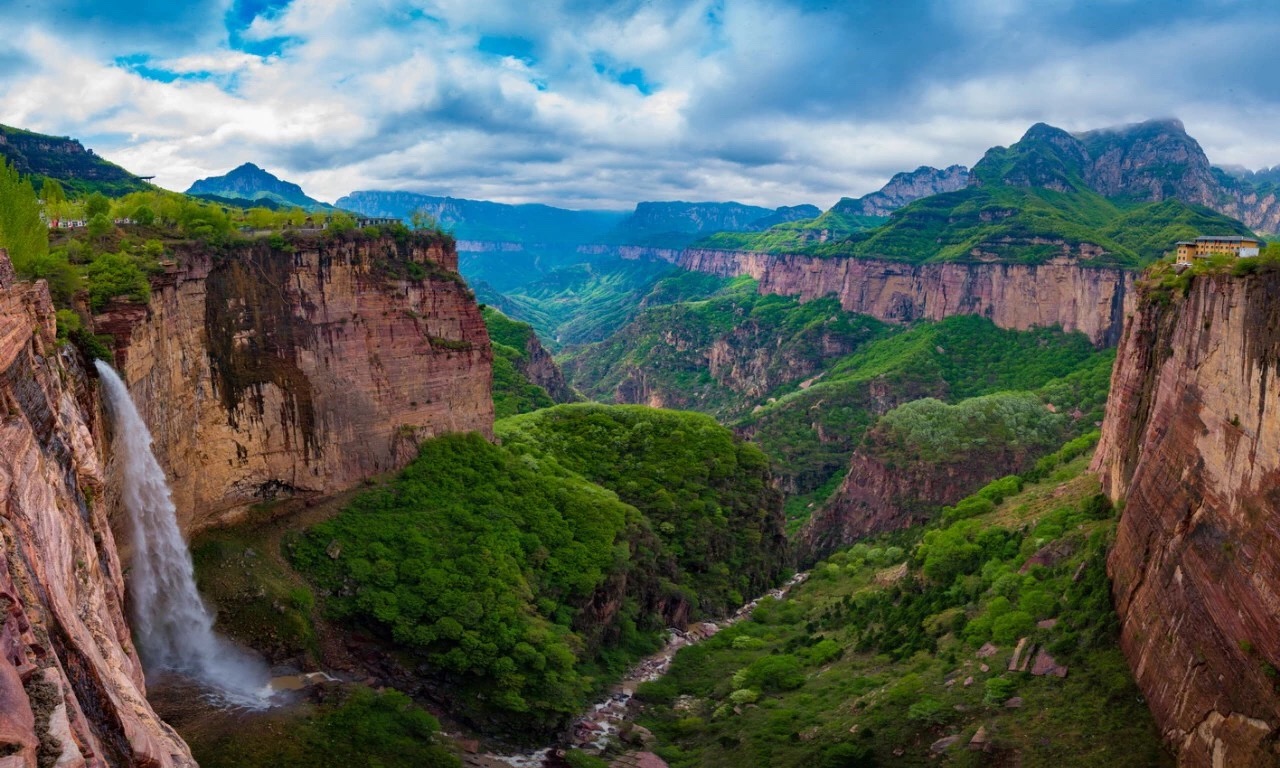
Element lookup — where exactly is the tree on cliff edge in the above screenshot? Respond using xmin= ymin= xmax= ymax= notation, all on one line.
xmin=0 ymin=160 xmax=49 ymax=271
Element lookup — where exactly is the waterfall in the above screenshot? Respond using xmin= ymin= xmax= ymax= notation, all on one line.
xmin=96 ymin=361 xmax=273 ymax=708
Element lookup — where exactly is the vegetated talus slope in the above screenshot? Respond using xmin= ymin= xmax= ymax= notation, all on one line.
xmin=636 ymin=443 xmax=1171 ymax=768
xmin=483 ymin=306 xmax=574 ymax=418
xmin=564 ymin=273 xmax=886 ymax=421
xmin=739 ymin=315 xmax=1110 ymax=511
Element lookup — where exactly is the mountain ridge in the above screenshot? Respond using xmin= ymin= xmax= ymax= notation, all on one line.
xmin=186 ymin=162 xmax=332 ymax=210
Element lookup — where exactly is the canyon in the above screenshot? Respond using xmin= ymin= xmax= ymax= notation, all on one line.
xmin=0 ymin=232 xmax=496 ymax=765
xmin=465 ymin=242 xmax=1135 ymax=347
xmin=1093 ymin=269 xmax=1280 ymax=766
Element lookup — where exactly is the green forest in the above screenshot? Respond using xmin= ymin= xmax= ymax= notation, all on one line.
xmin=286 ymin=405 xmax=788 ymax=734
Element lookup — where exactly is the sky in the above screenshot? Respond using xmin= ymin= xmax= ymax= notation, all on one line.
xmin=1 ymin=0 xmax=1279 ymax=209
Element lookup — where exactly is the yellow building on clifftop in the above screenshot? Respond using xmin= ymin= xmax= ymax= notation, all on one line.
xmin=1175 ymin=235 xmax=1261 ymax=266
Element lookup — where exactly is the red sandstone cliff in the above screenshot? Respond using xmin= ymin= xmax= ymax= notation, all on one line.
xmin=1093 ymin=270 xmax=1280 ymax=766
xmin=670 ymin=250 xmax=1134 ymax=347
xmin=796 ymin=452 xmax=990 ymax=561
xmin=797 ymin=404 xmax=1059 ymax=562
xmin=94 ymin=232 xmax=494 ymax=535
xmin=0 ymin=251 xmax=194 ymax=767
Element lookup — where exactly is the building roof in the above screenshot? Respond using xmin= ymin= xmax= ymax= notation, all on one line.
xmin=1195 ymin=235 xmax=1259 ymax=243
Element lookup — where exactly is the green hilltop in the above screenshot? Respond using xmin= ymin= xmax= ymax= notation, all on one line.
xmin=0 ymin=123 xmax=152 ymax=197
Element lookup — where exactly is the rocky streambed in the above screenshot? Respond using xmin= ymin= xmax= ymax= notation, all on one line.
xmin=470 ymin=572 xmax=809 ymax=768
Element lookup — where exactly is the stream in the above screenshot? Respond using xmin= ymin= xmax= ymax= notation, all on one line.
xmin=473 ymin=571 xmax=809 ymax=767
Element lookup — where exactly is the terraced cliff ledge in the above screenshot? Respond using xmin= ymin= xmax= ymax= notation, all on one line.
xmin=671 ymin=250 xmax=1135 ymax=346
xmin=1093 ymin=270 xmax=1280 ymax=766
xmin=95 ymin=232 xmax=493 ymax=535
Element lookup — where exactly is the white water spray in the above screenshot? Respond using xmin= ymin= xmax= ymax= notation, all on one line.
xmin=97 ymin=361 xmax=273 ymax=708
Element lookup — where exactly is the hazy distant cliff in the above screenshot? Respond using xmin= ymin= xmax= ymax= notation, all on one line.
xmin=95 ymin=232 xmax=493 ymax=535
xmin=0 ymin=251 xmax=193 ymax=767
xmin=1093 ymin=270 xmax=1280 ymax=766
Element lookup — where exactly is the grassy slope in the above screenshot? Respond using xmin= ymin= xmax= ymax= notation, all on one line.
xmin=496 ymin=403 xmax=790 ymax=614
xmin=564 ymin=273 xmax=887 ymax=420
xmin=740 ymin=315 xmax=1111 ymax=514
xmin=635 ymin=448 xmax=1172 ymax=768
xmin=483 ymin=306 xmax=557 ymax=418
xmin=201 ymin=405 xmax=788 ymax=735
xmin=698 ymin=185 xmax=1250 ymax=267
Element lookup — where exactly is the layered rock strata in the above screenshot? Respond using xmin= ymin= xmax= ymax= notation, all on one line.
xmin=672 ymin=251 xmax=1133 ymax=347
xmin=0 ymin=250 xmax=194 ymax=767
xmin=95 ymin=233 xmax=493 ymax=535
xmin=1093 ymin=271 xmax=1280 ymax=766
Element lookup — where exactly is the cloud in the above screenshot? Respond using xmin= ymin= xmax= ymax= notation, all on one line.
xmin=0 ymin=0 xmax=1278 ymax=209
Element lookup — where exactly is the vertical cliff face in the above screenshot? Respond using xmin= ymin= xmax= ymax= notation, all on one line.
xmin=95 ymin=233 xmax=493 ymax=535
xmin=1093 ymin=271 xmax=1280 ymax=766
xmin=0 ymin=251 xmax=193 ymax=767
xmin=674 ymin=249 xmax=1134 ymax=346
xmin=519 ymin=330 xmax=573 ymax=403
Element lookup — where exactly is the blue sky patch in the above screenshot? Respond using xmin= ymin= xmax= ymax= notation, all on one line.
xmin=477 ymin=35 xmax=538 ymax=64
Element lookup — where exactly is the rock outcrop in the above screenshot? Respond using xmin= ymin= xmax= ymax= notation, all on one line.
xmin=795 ymin=450 xmax=985 ymax=561
xmin=1093 ymin=270 xmax=1280 ymax=766
xmin=519 ymin=330 xmax=573 ymax=404
xmin=976 ymin=118 xmax=1280 ymax=233
xmin=832 ymin=164 xmax=970 ymax=217
xmin=670 ymin=250 xmax=1134 ymax=347
xmin=95 ymin=232 xmax=493 ymax=535
xmin=0 ymin=250 xmax=194 ymax=767
xmin=796 ymin=394 xmax=1060 ymax=562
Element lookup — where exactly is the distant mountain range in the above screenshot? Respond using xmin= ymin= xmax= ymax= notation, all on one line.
xmin=833 ymin=164 xmax=971 ymax=217
xmin=335 ymin=192 xmax=823 ymax=248
xmin=3 ymin=117 xmax=1278 ymax=259
xmin=335 ymin=191 xmax=627 ymax=244
xmin=707 ymin=118 xmax=1268 ymax=264
xmin=608 ymin=201 xmax=822 ymax=247
xmin=970 ymin=118 xmax=1280 ymax=232
xmin=186 ymin=162 xmax=333 ymax=210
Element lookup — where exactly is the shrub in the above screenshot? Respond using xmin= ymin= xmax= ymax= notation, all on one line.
xmin=821 ymin=742 xmax=875 ymax=768
xmin=806 ymin=639 xmax=843 ymax=665
xmin=983 ymin=675 xmax=1018 ymax=705
xmin=86 ymin=252 xmax=149 ymax=310
xmin=1019 ymin=589 xmax=1056 ymax=620
xmin=991 ymin=610 xmax=1035 ymax=645
xmin=907 ymin=696 xmax=949 ymax=724
xmin=742 ymin=654 xmax=805 ymax=692
xmin=729 ymin=688 xmax=759 ymax=705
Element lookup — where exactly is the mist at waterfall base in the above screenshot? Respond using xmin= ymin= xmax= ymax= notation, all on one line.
xmin=97 ymin=361 xmax=274 ymax=709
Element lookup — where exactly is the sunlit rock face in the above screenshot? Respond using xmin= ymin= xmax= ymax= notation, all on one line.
xmin=0 ymin=249 xmax=195 ymax=767
xmin=94 ymin=233 xmax=494 ymax=536
xmin=673 ymin=249 xmax=1134 ymax=347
